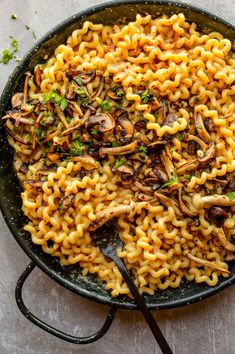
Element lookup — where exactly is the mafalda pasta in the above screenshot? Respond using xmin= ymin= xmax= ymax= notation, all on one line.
xmin=2 ymin=13 xmax=235 ymax=297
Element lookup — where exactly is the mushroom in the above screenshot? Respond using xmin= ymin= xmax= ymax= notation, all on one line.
xmin=2 ymin=112 xmax=32 ymax=125
xmin=114 ymin=164 xmax=135 ymax=176
xmin=217 ymin=228 xmax=235 ymax=252
xmin=197 ymin=141 xmax=217 ymax=164
xmin=194 ymin=113 xmax=211 ymax=143
xmin=70 ymin=155 xmax=96 ymax=170
xmin=178 ymin=188 xmax=197 ymax=217
xmin=107 ymin=87 xmax=124 ymax=101
xmin=58 ymin=194 xmax=75 ymax=214
xmin=99 ymin=140 xmax=138 ymax=157
xmin=160 ymin=148 xmax=174 ymax=179
xmin=186 ymin=134 xmax=207 ymax=151
xmin=207 ymin=206 xmax=228 ymax=226
xmin=55 ymin=105 xmax=70 ymax=129
xmin=88 ymin=203 xmax=135 ymax=231
xmin=193 ymin=193 xmax=235 ymax=210
xmin=66 ymin=69 xmax=96 ymax=84
xmin=186 ymin=251 xmax=229 ymax=273
xmin=152 ymin=166 xmax=168 ymax=183
xmin=224 ymin=253 xmax=235 ymax=262
xmin=114 ymin=110 xmax=134 ymax=144
xmin=134 ymin=120 xmax=146 ymax=131
xmin=176 ymin=159 xmax=199 ymax=175
xmin=24 ymin=179 xmax=45 ymax=189
xmin=34 ymin=66 xmax=42 ymax=87
xmin=21 ymin=72 xmax=32 ymax=111
xmin=68 ymin=101 xmax=84 ymax=118
xmin=87 ymin=113 xmax=115 ymax=139
xmin=154 ymin=192 xmax=182 ymax=216
xmin=5 ymin=125 xmax=31 ymax=145
xmin=147 ymin=140 xmax=167 ymax=154
xmin=18 ymin=162 xmax=29 ymax=175
xmin=11 ymin=93 xmax=24 ymax=108
xmin=163 ymin=113 xmax=178 ymax=127
xmin=134 ymin=180 xmax=154 ymax=194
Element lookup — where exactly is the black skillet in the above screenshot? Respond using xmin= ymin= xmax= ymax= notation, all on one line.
xmin=0 ymin=0 xmax=235 ymax=345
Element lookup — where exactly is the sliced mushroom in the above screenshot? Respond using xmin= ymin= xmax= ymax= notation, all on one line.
xmin=197 ymin=141 xmax=217 ymax=164
xmin=58 ymin=194 xmax=75 ymax=214
xmin=134 ymin=180 xmax=154 ymax=194
xmin=5 ymin=126 xmax=31 ymax=145
xmin=66 ymin=69 xmax=96 ymax=84
xmin=114 ymin=111 xmax=134 ymax=144
xmin=68 ymin=101 xmax=84 ymax=118
xmin=217 ymin=228 xmax=235 ymax=252
xmin=178 ymin=188 xmax=197 ymax=217
xmin=88 ymin=204 xmax=134 ymax=231
xmin=194 ymin=113 xmax=211 ymax=143
xmin=99 ymin=140 xmax=138 ymax=157
xmin=2 ymin=112 xmax=32 ymax=125
xmin=21 ymin=72 xmax=32 ymax=111
xmin=160 ymin=148 xmax=174 ymax=179
xmin=147 ymin=140 xmax=167 ymax=154
xmin=18 ymin=162 xmax=29 ymax=175
xmin=87 ymin=113 xmax=115 ymax=139
xmin=163 ymin=113 xmax=178 ymax=127
xmin=207 ymin=206 xmax=228 ymax=226
xmin=193 ymin=194 xmax=235 ymax=210
xmin=54 ymin=105 xmax=70 ymax=129
xmin=154 ymin=192 xmax=182 ymax=216
xmin=114 ymin=164 xmax=135 ymax=175
xmin=34 ymin=66 xmax=42 ymax=87
xmin=70 ymin=155 xmax=96 ymax=170
xmin=152 ymin=166 xmax=168 ymax=183
xmin=107 ymin=87 xmax=124 ymax=101
xmin=134 ymin=120 xmax=146 ymax=131
xmin=186 ymin=134 xmax=207 ymax=151
xmin=186 ymin=251 xmax=229 ymax=273
xmin=176 ymin=159 xmax=199 ymax=175
xmin=11 ymin=93 xmax=24 ymax=108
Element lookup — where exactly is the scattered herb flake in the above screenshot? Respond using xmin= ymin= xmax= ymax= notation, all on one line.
xmin=32 ymin=31 xmax=37 ymax=39
xmin=226 ymin=192 xmax=235 ymax=200
xmin=193 ymin=96 xmax=200 ymax=103
xmin=74 ymin=76 xmax=82 ymax=85
xmin=100 ymin=100 xmax=110 ymax=112
xmin=161 ymin=170 xmax=179 ymax=188
xmin=25 ymin=25 xmax=30 ymax=30
xmin=34 ymin=127 xmax=45 ymax=142
xmin=138 ymin=145 xmax=148 ymax=156
xmin=112 ymin=141 xmax=120 ymax=147
xmin=140 ymin=89 xmax=150 ymax=104
xmin=114 ymin=157 xmax=124 ymax=169
xmin=44 ymin=89 xmax=68 ymax=111
xmin=11 ymin=14 xmax=17 ymax=19
xmin=184 ymin=175 xmax=192 ymax=181
xmin=177 ymin=132 xmax=184 ymax=141
xmin=1 ymin=49 xmax=13 ymax=64
xmin=91 ymin=129 xmax=98 ymax=135
xmin=11 ymin=38 xmax=19 ymax=53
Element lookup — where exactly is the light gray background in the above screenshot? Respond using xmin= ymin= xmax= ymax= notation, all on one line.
xmin=0 ymin=1 xmax=234 ymax=353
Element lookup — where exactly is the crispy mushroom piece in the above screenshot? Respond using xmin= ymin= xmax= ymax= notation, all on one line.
xmin=178 ymin=188 xmax=197 ymax=217
xmin=114 ymin=110 xmax=134 ymax=144
xmin=107 ymin=87 xmax=124 ymax=101
xmin=197 ymin=141 xmax=217 ymax=164
xmin=176 ymin=159 xmax=199 ymax=175
xmin=186 ymin=251 xmax=229 ymax=273
xmin=21 ymin=72 xmax=32 ymax=111
xmin=99 ymin=140 xmax=138 ymax=157
xmin=5 ymin=125 xmax=31 ymax=145
xmin=2 ymin=112 xmax=32 ymax=125
xmin=58 ymin=194 xmax=75 ymax=214
xmin=55 ymin=105 xmax=70 ymax=129
xmin=160 ymin=148 xmax=174 ymax=179
xmin=115 ymin=164 xmax=135 ymax=176
xmin=194 ymin=113 xmax=211 ymax=143
xmin=87 ymin=113 xmax=115 ymax=139
xmin=207 ymin=206 xmax=228 ymax=226
xmin=186 ymin=134 xmax=207 ymax=151
xmin=154 ymin=192 xmax=182 ymax=216
xmin=193 ymin=193 xmax=235 ymax=209
xmin=70 ymin=155 xmax=96 ymax=170
xmin=89 ymin=204 xmax=135 ymax=231
xmin=147 ymin=140 xmax=167 ymax=154
xmin=152 ymin=166 xmax=168 ymax=183
xmin=66 ymin=69 xmax=96 ymax=84
xmin=11 ymin=93 xmax=24 ymax=108
xmin=217 ymin=228 xmax=235 ymax=252
xmin=34 ymin=66 xmax=42 ymax=87
xmin=163 ymin=113 xmax=178 ymax=127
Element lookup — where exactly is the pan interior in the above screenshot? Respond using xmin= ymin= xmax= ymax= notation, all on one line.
xmin=0 ymin=0 xmax=235 ymax=310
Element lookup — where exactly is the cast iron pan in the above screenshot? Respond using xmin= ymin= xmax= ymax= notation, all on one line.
xmin=0 ymin=0 xmax=235 ymax=344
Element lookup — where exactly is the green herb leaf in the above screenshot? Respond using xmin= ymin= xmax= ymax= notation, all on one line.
xmin=193 ymin=96 xmax=200 ymax=103
xmin=138 ymin=145 xmax=148 ymax=156
xmin=140 ymin=89 xmax=150 ymax=104
xmin=32 ymin=31 xmax=37 ymax=39
xmin=25 ymin=25 xmax=30 ymax=30
xmin=66 ymin=116 xmax=73 ymax=123
xmin=226 ymin=192 xmax=235 ymax=200
xmin=112 ymin=141 xmax=120 ymax=147
xmin=1 ymin=49 xmax=13 ymax=64
xmin=114 ymin=157 xmax=124 ymax=169
xmin=11 ymin=14 xmax=17 ymax=19
xmin=11 ymin=38 xmax=19 ymax=53
xmin=177 ymin=132 xmax=184 ymax=141
xmin=67 ymin=139 xmax=86 ymax=155
xmin=44 ymin=89 xmax=68 ymax=111
xmin=100 ymin=100 xmax=110 ymax=112
xmin=161 ymin=170 xmax=179 ymax=188
xmin=74 ymin=76 xmax=82 ymax=85
xmin=34 ymin=127 xmax=45 ymax=142
xmin=91 ymin=129 xmax=98 ymax=135
xmin=184 ymin=174 xmax=192 ymax=181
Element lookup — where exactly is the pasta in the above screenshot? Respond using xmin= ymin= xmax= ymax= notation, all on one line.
xmin=2 ymin=13 xmax=235 ymax=297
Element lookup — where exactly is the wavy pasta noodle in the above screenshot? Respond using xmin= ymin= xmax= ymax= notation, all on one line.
xmin=2 ymin=13 xmax=235 ymax=297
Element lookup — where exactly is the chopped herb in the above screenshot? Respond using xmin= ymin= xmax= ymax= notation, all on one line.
xmin=91 ymin=129 xmax=98 ymax=135
xmin=114 ymin=157 xmax=124 ymax=169
xmin=111 ymin=84 xmax=119 ymax=92
xmin=138 ymin=145 xmax=148 ymax=156
xmin=44 ymin=141 xmax=52 ymax=151
xmin=116 ymin=88 xmax=125 ymax=97
xmin=196 ymin=125 xmax=202 ymax=130
xmin=29 ymin=117 xmax=34 ymax=124
xmin=140 ymin=113 xmax=148 ymax=123
xmin=112 ymin=141 xmax=120 ymax=147
xmin=34 ymin=127 xmax=45 ymax=142
xmin=66 ymin=139 xmax=86 ymax=155
xmin=184 ymin=175 xmax=192 ymax=181
xmin=100 ymin=100 xmax=110 ymax=112
xmin=161 ymin=170 xmax=179 ymax=188
xmin=44 ymin=89 xmax=68 ymax=111
xmin=74 ymin=76 xmax=82 ymax=85
xmin=140 ymin=89 xmax=150 ymax=104
xmin=11 ymin=38 xmax=19 ymax=53
xmin=76 ymin=88 xmax=90 ymax=106
xmin=66 ymin=116 xmax=73 ymax=123
xmin=11 ymin=14 xmax=17 ymax=19
xmin=33 ymin=31 xmax=37 ymax=39
xmin=226 ymin=192 xmax=235 ymax=200
xmin=193 ymin=96 xmax=200 ymax=103
xmin=1 ymin=49 xmax=13 ymax=64
xmin=177 ymin=132 xmax=184 ymax=141
xmin=25 ymin=25 xmax=30 ymax=30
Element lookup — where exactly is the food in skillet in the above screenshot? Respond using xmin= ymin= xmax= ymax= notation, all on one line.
xmin=2 ymin=13 xmax=235 ymax=297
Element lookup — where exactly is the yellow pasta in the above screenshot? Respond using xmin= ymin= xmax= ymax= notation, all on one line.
xmin=2 ymin=13 xmax=235 ymax=297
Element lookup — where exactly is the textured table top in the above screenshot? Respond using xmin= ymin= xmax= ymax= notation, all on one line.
xmin=0 ymin=0 xmax=234 ymax=353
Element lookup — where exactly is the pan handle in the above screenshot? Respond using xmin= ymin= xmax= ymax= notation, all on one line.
xmin=15 ymin=262 xmax=117 ymax=344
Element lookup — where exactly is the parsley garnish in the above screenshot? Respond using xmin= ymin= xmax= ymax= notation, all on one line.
xmin=11 ymin=14 xmax=17 ymax=19
xmin=25 ymin=25 xmax=30 ymax=30
xmin=1 ymin=49 xmax=13 ymax=64
xmin=91 ymin=129 xmax=98 ymax=135
xmin=67 ymin=139 xmax=85 ymax=155
xmin=140 ymin=89 xmax=150 ymax=104
xmin=75 ymin=76 xmax=82 ymax=85
xmin=138 ymin=145 xmax=148 ymax=156
xmin=193 ymin=96 xmax=200 ymax=103
xmin=114 ymin=157 xmax=124 ymax=169
xmin=100 ymin=100 xmax=110 ymax=112
xmin=184 ymin=175 xmax=192 ymax=181
xmin=226 ymin=192 xmax=235 ymax=200
xmin=161 ymin=170 xmax=179 ymax=188
xmin=177 ymin=132 xmax=184 ymax=141
xmin=112 ymin=141 xmax=120 ymax=147
xmin=34 ymin=127 xmax=45 ymax=142
xmin=44 ymin=89 xmax=68 ymax=111
xmin=11 ymin=38 xmax=19 ymax=53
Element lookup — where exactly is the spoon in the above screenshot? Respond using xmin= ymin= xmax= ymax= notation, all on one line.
xmin=92 ymin=222 xmax=173 ymax=354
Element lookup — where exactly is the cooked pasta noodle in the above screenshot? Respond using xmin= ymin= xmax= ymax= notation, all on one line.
xmin=3 ymin=13 xmax=235 ymax=297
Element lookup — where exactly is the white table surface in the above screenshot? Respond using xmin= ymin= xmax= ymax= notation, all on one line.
xmin=0 ymin=1 xmax=234 ymax=353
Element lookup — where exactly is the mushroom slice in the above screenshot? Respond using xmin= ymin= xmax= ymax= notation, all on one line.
xmin=66 ymin=69 xmax=96 ymax=84
xmin=154 ymin=192 xmax=182 ymax=216
xmin=68 ymin=101 xmax=84 ymax=118
xmin=89 ymin=204 xmax=135 ymax=231
xmin=24 ymin=179 xmax=45 ymax=189
xmin=148 ymin=140 xmax=167 ymax=154
xmin=193 ymin=194 xmax=235 ymax=210
xmin=114 ymin=111 xmax=134 ymax=144
xmin=186 ymin=134 xmax=207 ymax=151
xmin=152 ymin=166 xmax=168 ymax=183
xmin=55 ymin=105 xmax=70 ymax=129
xmin=207 ymin=206 xmax=228 ymax=226
xmin=163 ymin=113 xmax=178 ymax=127
xmin=5 ymin=126 xmax=31 ymax=145
xmin=34 ymin=66 xmax=42 ymax=87
xmin=115 ymin=164 xmax=135 ymax=175
xmin=70 ymin=155 xmax=96 ymax=170
xmin=194 ymin=113 xmax=211 ymax=143
xmin=197 ymin=141 xmax=217 ymax=164
xmin=58 ymin=194 xmax=75 ymax=214
xmin=87 ymin=113 xmax=115 ymax=137
xmin=160 ymin=148 xmax=174 ymax=179
xmin=186 ymin=251 xmax=229 ymax=273
xmin=21 ymin=72 xmax=32 ymax=111
xmin=99 ymin=140 xmax=138 ymax=157
xmin=11 ymin=93 xmax=24 ymax=108
xmin=176 ymin=159 xmax=199 ymax=175
xmin=107 ymin=88 xmax=124 ymax=101
xmin=217 ymin=228 xmax=235 ymax=252
xmin=178 ymin=188 xmax=197 ymax=217
xmin=134 ymin=180 xmax=154 ymax=194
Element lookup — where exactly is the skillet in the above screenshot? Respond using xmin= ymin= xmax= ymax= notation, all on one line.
xmin=0 ymin=0 xmax=235 ymax=343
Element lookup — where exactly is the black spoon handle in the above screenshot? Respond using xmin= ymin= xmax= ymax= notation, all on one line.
xmin=114 ymin=257 xmax=173 ymax=354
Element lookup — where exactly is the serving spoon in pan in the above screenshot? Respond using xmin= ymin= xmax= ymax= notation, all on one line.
xmin=92 ymin=222 xmax=173 ymax=354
